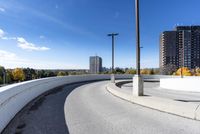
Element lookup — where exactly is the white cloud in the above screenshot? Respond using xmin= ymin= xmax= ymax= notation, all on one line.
xmin=0 ymin=50 xmax=36 ymax=69
xmin=0 ymin=50 xmax=26 ymax=63
xmin=0 ymin=50 xmax=17 ymax=60
xmin=0 ymin=50 xmax=78 ymax=69
xmin=1 ymin=37 xmax=16 ymax=40
xmin=0 ymin=29 xmax=5 ymax=38
xmin=0 ymin=29 xmax=50 ymax=51
xmin=0 ymin=28 xmax=16 ymax=40
xmin=0 ymin=8 xmax=5 ymax=12
xmin=17 ymin=37 xmax=50 ymax=51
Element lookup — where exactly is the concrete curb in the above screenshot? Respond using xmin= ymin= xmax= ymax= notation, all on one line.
xmin=0 ymin=74 xmax=133 ymax=133
xmin=106 ymin=83 xmax=200 ymax=121
xmin=196 ymin=104 xmax=200 ymax=120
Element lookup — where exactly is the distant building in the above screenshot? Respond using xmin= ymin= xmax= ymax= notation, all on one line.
xmin=160 ymin=26 xmax=200 ymax=74
xmin=89 ymin=56 xmax=102 ymax=74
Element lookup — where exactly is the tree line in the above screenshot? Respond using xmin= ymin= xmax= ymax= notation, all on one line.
xmin=173 ymin=67 xmax=200 ymax=76
xmin=0 ymin=66 xmax=88 ymax=84
xmin=0 ymin=65 xmax=162 ymax=85
xmin=102 ymin=67 xmax=160 ymax=75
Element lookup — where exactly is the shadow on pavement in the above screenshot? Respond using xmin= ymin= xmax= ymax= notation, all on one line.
xmin=176 ymin=99 xmax=200 ymax=102
xmin=2 ymin=81 xmax=99 ymax=134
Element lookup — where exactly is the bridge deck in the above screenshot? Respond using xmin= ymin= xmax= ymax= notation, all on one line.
xmin=2 ymin=82 xmax=91 ymax=134
xmin=2 ymin=81 xmax=200 ymax=134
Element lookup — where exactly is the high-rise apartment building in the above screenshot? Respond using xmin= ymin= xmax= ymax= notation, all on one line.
xmin=89 ymin=56 xmax=102 ymax=74
xmin=160 ymin=26 xmax=200 ymax=74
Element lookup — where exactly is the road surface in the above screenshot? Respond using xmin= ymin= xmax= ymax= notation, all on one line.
xmin=2 ymin=81 xmax=200 ymax=134
xmin=2 ymin=82 xmax=92 ymax=134
xmin=65 ymin=81 xmax=200 ymax=134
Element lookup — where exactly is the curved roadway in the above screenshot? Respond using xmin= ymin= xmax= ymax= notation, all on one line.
xmin=3 ymin=81 xmax=200 ymax=134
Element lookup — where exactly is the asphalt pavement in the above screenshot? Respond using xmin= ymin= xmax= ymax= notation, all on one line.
xmin=2 ymin=80 xmax=200 ymax=134
xmin=65 ymin=81 xmax=200 ymax=134
xmin=2 ymin=82 xmax=92 ymax=134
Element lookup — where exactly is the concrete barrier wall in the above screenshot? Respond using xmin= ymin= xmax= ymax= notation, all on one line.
xmin=0 ymin=74 xmax=134 ymax=132
xmin=1 ymin=74 xmax=198 ymax=132
xmin=160 ymin=77 xmax=200 ymax=92
xmin=142 ymin=75 xmax=183 ymax=80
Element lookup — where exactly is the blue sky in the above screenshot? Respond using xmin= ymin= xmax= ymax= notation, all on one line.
xmin=0 ymin=0 xmax=200 ymax=69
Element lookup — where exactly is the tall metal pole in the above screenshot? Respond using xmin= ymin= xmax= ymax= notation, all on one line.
xmin=108 ymin=33 xmax=119 ymax=73
xmin=108 ymin=33 xmax=119 ymax=83
xmin=112 ymin=35 xmax=114 ymax=73
xmin=135 ymin=0 xmax=140 ymax=75
xmin=133 ymin=0 xmax=143 ymax=96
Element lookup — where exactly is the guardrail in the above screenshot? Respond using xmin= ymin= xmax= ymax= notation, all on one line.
xmin=0 ymin=74 xmax=133 ymax=132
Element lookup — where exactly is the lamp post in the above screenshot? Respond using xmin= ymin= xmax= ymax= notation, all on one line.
xmin=108 ymin=33 xmax=119 ymax=83
xmin=133 ymin=0 xmax=143 ymax=96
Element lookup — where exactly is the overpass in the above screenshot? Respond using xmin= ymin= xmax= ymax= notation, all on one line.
xmin=0 ymin=75 xmax=200 ymax=134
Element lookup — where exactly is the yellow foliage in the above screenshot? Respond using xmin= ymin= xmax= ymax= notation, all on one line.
xmin=174 ymin=67 xmax=192 ymax=76
xmin=125 ymin=69 xmax=136 ymax=74
xmin=141 ymin=69 xmax=149 ymax=75
xmin=195 ymin=68 xmax=200 ymax=76
xmin=12 ymin=68 xmax=25 ymax=81
xmin=140 ymin=69 xmax=154 ymax=75
xmin=57 ymin=71 xmax=66 ymax=76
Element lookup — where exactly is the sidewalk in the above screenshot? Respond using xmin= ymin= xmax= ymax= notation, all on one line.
xmin=120 ymin=81 xmax=200 ymax=104
xmin=106 ymin=81 xmax=200 ymax=121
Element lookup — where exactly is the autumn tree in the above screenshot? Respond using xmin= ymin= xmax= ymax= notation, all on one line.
xmin=141 ymin=69 xmax=149 ymax=74
xmin=148 ymin=69 xmax=155 ymax=75
xmin=174 ymin=67 xmax=192 ymax=76
xmin=12 ymin=68 xmax=25 ymax=82
xmin=195 ymin=68 xmax=200 ymax=76
xmin=125 ymin=69 xmax=136 ymax=74
xmin=57 ymin=71 xmax=67 ymax=76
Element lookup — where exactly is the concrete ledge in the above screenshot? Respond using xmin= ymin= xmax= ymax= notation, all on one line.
xmin=106 ymin=83 xmax=200 ymax=121
xmin=160 ymin=78 xmax=200 ymax=92
xmin=0 ymin=74 xmax=133 ymax=133
xmin=1 ymin=74 xmax=198 ymax=132
xmin=196 ymin=105 xmax=200 ymax=120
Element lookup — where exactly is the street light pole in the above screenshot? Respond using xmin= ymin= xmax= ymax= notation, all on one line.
xmin=112 ymin=35 xmax=114 ymax=73
xmin=136 ymin=0 xmax=140 ymax=76
xmin=108 ymin=33 xmax=119 ymax=83
xmin=133 ymin=0 xmax=143 ymax=96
